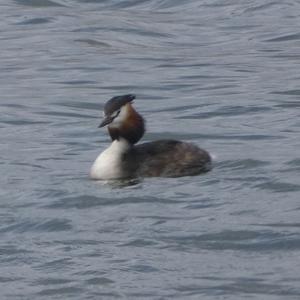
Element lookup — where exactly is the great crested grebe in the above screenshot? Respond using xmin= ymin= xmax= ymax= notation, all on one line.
xmin=90 ymin=94 xmax=212 ymax=180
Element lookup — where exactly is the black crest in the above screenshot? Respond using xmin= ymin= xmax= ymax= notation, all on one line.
xmin=104 ymin=94 xmax=135 ymax=116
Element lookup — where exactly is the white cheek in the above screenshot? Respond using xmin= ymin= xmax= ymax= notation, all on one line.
xmin=109 ymin=106 xmax=128 ymax=128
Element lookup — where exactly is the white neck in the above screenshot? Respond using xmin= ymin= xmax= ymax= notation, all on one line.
xmin=90 ymin=138 xmax=131 ymax=180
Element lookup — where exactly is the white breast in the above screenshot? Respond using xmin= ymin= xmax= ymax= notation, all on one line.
xmin=90 ymin=139 xmax=130 ymax=180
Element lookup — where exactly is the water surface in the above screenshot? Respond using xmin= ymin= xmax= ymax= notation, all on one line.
xmin=1 ymin=0 xmax=300 ymax=299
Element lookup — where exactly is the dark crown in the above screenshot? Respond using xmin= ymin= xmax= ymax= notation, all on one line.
xmin=104 ymin=94 xmax=135 ymax=116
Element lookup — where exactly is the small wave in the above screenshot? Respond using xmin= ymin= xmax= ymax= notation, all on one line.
xmin=255 ymin=181 xmax=300 ymax=193
xmin=14 ymin=0 xmax=66 ymax=7
xmin=16 ymin=17 xmax=53 ymax=25
xmin=218 ymin=159 xmax=271 ymax=170
xmin=162 ymin=230 xmax=300 ymax=252
xmin=0 ymin=218 xmax=72 ymax=233
xmin=265 ymin=33 xmax=300 ymax=43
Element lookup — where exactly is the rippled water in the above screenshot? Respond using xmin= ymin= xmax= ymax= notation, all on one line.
xmin=1 ymin=0 xmax=300 ymax=299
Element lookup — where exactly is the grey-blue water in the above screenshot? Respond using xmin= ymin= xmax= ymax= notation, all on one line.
xmin=1 ymin=0 xmax=300 ymax=299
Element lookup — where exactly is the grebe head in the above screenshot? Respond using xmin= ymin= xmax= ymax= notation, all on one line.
xmin=99 ymin=94 xmax=145 ymax=144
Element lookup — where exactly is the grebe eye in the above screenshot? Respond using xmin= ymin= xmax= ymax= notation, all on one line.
xmin=111 ymin=110 xmax=120 ymax=119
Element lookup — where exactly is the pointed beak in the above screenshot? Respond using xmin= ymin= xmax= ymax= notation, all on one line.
xmin=98 ymin=116 xmax=113 ymax=128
